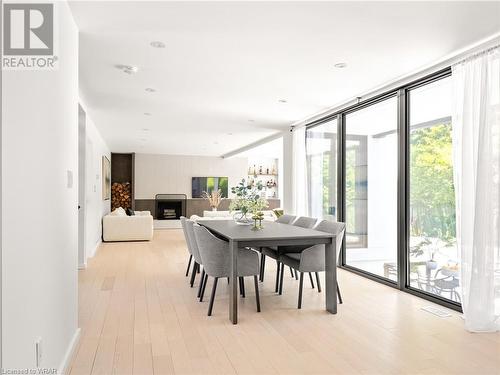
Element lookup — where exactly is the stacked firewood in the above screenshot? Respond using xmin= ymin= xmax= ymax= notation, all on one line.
xmin=111 ymin=182 xmax=131 ymax=210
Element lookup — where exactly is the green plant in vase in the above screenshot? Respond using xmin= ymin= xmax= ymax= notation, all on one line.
xmin=229 ymin=179 xmax=269 ymax=226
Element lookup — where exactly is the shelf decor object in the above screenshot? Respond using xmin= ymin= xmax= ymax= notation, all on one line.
xmin=229 ymin=179 xmax=269 ymax=226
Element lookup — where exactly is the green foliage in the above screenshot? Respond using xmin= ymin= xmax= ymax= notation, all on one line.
xmin=410 ymin=123 xmax=456 ymax=240
xmin=229 ymin=179 xmax=268 ymax=214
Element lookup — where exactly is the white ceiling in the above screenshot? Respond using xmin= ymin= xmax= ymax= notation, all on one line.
xmin=70 ymin=1 xmax=500 ymax=156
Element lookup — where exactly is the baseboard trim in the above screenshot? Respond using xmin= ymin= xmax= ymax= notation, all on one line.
xmin=88 ymin=240 xmax=102 ymax=258
xmin=58 ymin=328 xmax=81 ymax=375
xmin=78 ymin=262 xmax=87 ymax=270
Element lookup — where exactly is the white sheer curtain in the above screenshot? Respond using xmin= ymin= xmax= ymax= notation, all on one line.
xmin=292 ymin=126 xmax=309 ymax=216
xmin=452 ymin=46 xmax=500 ymax=332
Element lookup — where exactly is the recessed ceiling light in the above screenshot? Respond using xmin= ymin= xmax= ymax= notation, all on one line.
xmin=214 ymin=141 xmax=219 ymax=145
xmin=145 ymin=87 xmax=156 ymax=93
xmin=227 ymin=133 xmax=233 ymax=136
xmin=334 ymin=62 xmax=347 ymax=69
xmin=143 ymin=112 xmax=151 ymax=116
xmin=248 ymin=119 xmax=255 ymax=123
xmin=115 ymin=64 xmax=138 ymax=74
xmin=150 ymin=41 xmax=165 ymax=48
xmin=278 ymin=99 xmax=287 ymax=103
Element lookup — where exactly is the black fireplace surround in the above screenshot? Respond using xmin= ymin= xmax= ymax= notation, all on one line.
xmin=155 ymin=194 xmax=187 ymax=220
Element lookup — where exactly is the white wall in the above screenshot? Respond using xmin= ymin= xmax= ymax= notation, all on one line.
xmin=81 ymin=110 xmax=110 ymax=262
xmin=1 ymin=2 xmax=79 ymax=371
xmin=135 ymin=153 xmax=248 ymax=199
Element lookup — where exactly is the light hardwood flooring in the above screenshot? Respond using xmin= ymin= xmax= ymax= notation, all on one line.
xmin=69 ymin=229 xmax=500 ymax=375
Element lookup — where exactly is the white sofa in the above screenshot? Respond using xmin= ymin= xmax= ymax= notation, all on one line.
xmin=103 ymin=208 xmax=153 ymax=242
xmin=190 ymin=210 xmax=276 ymax=222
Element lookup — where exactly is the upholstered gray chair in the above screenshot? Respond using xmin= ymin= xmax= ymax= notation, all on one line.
xmin=183 ymin=218 xmax=205 ymax=294
xmin=276 ymin=216 xmax=320 ymax=289
xmin=259 ymin=214 xmax=297 ymax=285
xmin=279 ymin=220 xmax=346 ymax=308
xmin=292 ymin=216 xmax=318 ymax=229
xmin=193 ymin=224 xmax=261 ymax=316
xmin=275 ymin=214 xmax=297 ymax=225
xmin=180 ymin=216 xmax=193 ymax=277
xmin=262 ymin=215 xmax=319 ymax=291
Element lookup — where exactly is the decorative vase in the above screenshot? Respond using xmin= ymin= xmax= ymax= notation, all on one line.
xmin=233 ymin=211 xmax=252 ymax=225
xmin=251 ymin=212 xmax=265 ymax=230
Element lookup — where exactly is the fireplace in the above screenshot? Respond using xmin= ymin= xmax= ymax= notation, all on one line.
xmin=155 ymin=194 xmax=187 ymax=220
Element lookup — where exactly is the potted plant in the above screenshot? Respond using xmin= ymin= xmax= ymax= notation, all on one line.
xmin=229 ymin=179 xmax=269 ymax=226
xmin=201 ymin=189 xmax=222 ymax=211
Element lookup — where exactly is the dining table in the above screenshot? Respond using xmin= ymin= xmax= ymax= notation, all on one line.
xmin=197 ymin=219 xmax=337 ymax=324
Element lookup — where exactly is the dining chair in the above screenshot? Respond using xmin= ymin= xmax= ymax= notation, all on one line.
xmin=277 ymin=216 xmax=319 ymax=290
xmin=279 ymin=220 xmax=346 ymax=308
xmin=259 ymin=214 xmax=297 ymax=285
xmin=180 ymin=216 xmax=193 ymax=277
xmin=292 ymin=216 xmax=318 ymax=229
xmin=183 ymin=218 xmax=205 ymax=296
xmin=193 ymin=224 xmax=261 ymax=316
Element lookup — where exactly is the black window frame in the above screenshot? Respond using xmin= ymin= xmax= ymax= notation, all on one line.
xmin=305 ymin=67 xmax=461 ymax=312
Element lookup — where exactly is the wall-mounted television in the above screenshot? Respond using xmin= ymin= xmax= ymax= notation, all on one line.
xmin=192 ymin=177 xmax=229 ymax=198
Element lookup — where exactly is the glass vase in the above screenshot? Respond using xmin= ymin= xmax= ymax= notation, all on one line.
xmin=233 ymin=211 xmax=252 ymax=225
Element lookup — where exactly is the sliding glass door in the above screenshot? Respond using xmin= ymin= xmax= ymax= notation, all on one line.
xmin=408 ymin=76 xmax=459 ymax=302
xmin=343 ymin=97 xmax=399 ymax=281
xmin=306 ymin=118 xmax=337 ymax=221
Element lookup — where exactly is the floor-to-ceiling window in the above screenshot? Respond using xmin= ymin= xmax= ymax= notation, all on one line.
xmin=343 ymin=97 xmax=399 ymax=281
xmin=408 ymin=76 xmax=459 ymax=302
xmin=306 ymin=117 xmax=337 ymax=221
xmin=304 ymin=69 xmax=459 ymax=309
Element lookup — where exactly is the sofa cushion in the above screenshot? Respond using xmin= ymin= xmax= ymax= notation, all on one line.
xmin=203 ymin=210 xmax=231 ymax=218
xmin=110 ymin=207 xmax=127 ymax=216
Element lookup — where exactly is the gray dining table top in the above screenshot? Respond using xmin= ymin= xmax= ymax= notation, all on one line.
xmin=196 ymin=219 xmax=333 ymax=241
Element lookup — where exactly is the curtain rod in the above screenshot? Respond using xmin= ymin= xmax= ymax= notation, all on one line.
xmin=454 ymin=44 xmax=499 ymax=66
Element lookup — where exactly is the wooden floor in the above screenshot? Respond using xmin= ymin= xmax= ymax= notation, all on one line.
xmin=69 ymin=229 xmax=500 ymax=375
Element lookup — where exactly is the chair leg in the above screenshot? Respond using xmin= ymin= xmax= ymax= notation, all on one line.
xmin=298 ymin=272 xmax=304 ymax=309
xmin=190 ymin=262 xmax=198 ymax=287
xmin=199 ymin=274 xmax=208 ymax=302
xmin=337 ymin=283 xmax=343 ymax=304
xmin=208 ymin=277 xmax=219 ymax=316
xmin=309 ymin=272 xmax=315 ymax=289
xmin=275 ymin=261 xmax=280 ymax=293
xmin=254 ymin=275 xmax=261 ymax=312
xmin=294 ymin=269 xmax=299 ymax=280
xmin=239 ymin=277 xmax=246 ymax=298
xmin=315 ymin=272 xmax=321 ymax=293
xmin=279 ymin=263 xmax=285 ymax=295
xmin=185 ymin=254 xmax=192 ymax=277
xmin=289 ymin=266 xmax=294 ymax=278
xmin=197 ymin=268 xmax=205 ymax=298
xmin=260 ymin=255 xmax=266 ymax=282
